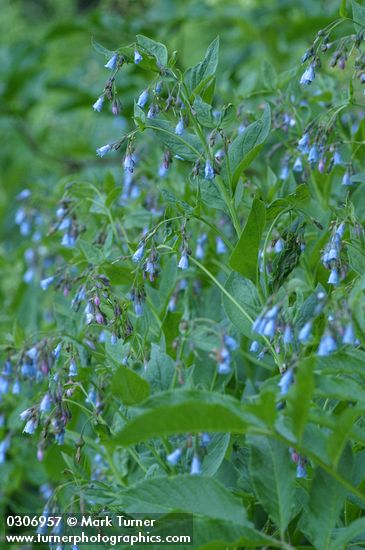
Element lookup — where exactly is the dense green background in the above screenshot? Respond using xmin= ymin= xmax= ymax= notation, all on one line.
xmin=2 ymin=1 xmax=364 ymax=549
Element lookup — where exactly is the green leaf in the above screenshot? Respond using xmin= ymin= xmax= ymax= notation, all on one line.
xmin=198 ymin=176 xmax=227 ymax=211
xmin=262 ymin=59 xmax=278 ymax=90
xmin=111 ymin=390 xmax=248 ymax=447
xmin=144 ymin=344 xmax=175 ymax=392
xmin=136 ymin=35 xmax=168 ymax=67
xmin=340 ymin=0 xmax=348 ymax=17
xmin=184 ymin=37 xmax=220 ymax=97
xmin=248 ymin=435 xmax=296 ymax=535
xmin=287 ymin=358 xmax=314 ymax=442
xmin=91 ymin=37 xmax=114 ymax=57
xmin=111 ymin=365 xmax=150 ymax=406
xmin=222 ymin=272 xmax=261 ymax=338
xmin=193 ymin=96 xmax=216 ymax=128
xmin=347 ymin=241 xmax=365 ymax=275
xmin=299 ymin=452 xmax=352 ymax=550
xmin=333 ymin=518 xmax=365 ymax=550
xmin=229 ymin=198 xmax=266 ymax=282
xmin=116 ymin=474 xmax=247 ymax=523
xmin=147 ymin=118 xmax=202 ymax=161
xmin=78 ymin=239 xmax=103 ymax=264
xmin=352 ymin=0 xmax=365 ymax=31
xmin=134 ymin=102 xmax=146 ymax=129
xmin=222 ymin=104 xmax=271 ymax=188
xmin=201 ymin=433 xmax=230 ymax=476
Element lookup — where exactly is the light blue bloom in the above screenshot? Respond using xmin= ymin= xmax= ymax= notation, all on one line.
xmin=300 ymin=64 xmax=315 ymax=85
xmin=132 ymin=244 xmax=145 ymax=263
xmin=92 ymin=96 xmax=104 ymax=112
xmin=204 ymin=159 xmax=215 ymax=180
xmin=166 ymin=448 xmax=182 ymax=466
xmin=96 ymin=144 xmax=112 ymax=157
xmin=298 ymin=321 xmax=312 ymax=343
xmin=343 ymin=322 xmax=355 ymax=345
xmin=317 ymin=332 xmax=337 ymax=356
xmin=178 ymin=253 xmax=189 ymax=270
xmin=40 ymin=276 xmax=55 ymax=291
xmin=190 ymin=454 xmax=202 ymax=475
xmin=342 ymin=170 xmax=352 ymax=186
xmin=293 ymin=157 xmax=303 ymax=172
xmin=137 ymin=89 xmax=149 ymax=108
xmin=175 ymin=118 xmax=184 ymax=135
xmin=215 ymin=237 xmax=227 ymax=254
xmin=40 ymin=393 xmax=52 ymax=413
xmin=308 ymin=144 xmax=319 ymax=164
xmin=23 ymin=419 xmax=37 ymax=435
xmin=278 ymin=369 xmax=294 ymax=395
xmin=104 ymin=53 xmax=118 ymax=70
xmin=298 ymin=133 xmax=310 ymax=154
xmin=328 ymin=268 xmax=339 ymax=285
xmin=134 ymin=49 xmax=143 ymax=64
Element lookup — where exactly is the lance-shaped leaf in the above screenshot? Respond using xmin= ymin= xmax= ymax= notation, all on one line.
xmin=248 ymin=435 xmax=296 ymax=536
xmin=229 ymin=198 xmax=266 ymax=282
xmin=222 ymin=104 xmax=271 ymax=188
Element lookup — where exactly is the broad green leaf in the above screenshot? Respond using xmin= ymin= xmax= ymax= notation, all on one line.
xmin=287 ymin=358 xmax=314 ymax=442
xmin=248 ymin=435 xmax=296 ymax=535
xmin=134 ymin=102 xmax=146 ymax=129
xmin=222 ymin=272 xmax=261 ymax=338
xmin=222 ymin=104 xmax=271 ymax=188
xmin=333 ymin=518 xmax=365 ymax=550
xmin=229 ymin=198 xmax=266 ymax=282
xmin=347 ymin=241 xmax=365 ymax=275
xmin=78 ymin=239 xmax=103 ymax=264
xmin=184 ymin=37 xmax=220 ymax=96
xmin=144 ymin=344 xmax=175 ymax=392
xmin=266 ymin=184 xmax=310 ymax=222
xmin=299 ymin=448 xmax=353 ymax=550
xmin=136 ymin=35 xmax=168 ymax=67
xmin=91 ymin=37 xmax=114 ymax=57
xmin=193 ymin=96 xmax=216 ymax=128
xmin=201 ymin=433 xmax=230 ymax=476
xmin=111 ymin=390 xmax=248 ymax=447
xmin=339 ymin=0 xmax=348 ymax=17
xmin=262 ymin=59 xmax=278 ymax=90
xmin=147 ymin=118 xmax=202 ymax=161
xmin=327 ymin=408 xmax=363 ymax=468
xmin=115 ymin=474 xmax=247 ymax=524
xmin=352 ymin=0 xmax=365 ymax=31
xmin=315 ymin=349 xmax=365 ymax=375
xmin=198 ymin=176 xmax=227 ymax=211
xmin=111 ymin=366 xmax=150 ymax=406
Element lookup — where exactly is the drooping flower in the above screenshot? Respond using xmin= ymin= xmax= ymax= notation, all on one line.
xmin=134 ymin=49 xmax=143 ymax=64
xmin=178 ymin=252 xmax=189 ymax=270
xmin=96 ymin=144 xmax=112 ymax=157
xmin=317 ymin=332 xmax=337 ymax=356
xmin=298 ymin=321 xmax=312 ymax=343
xmin=300 ymin=64 xmax=315 ymax=85
xmin=190 ymin=454 xmax=202 ymax=475
xmin=166 ymin=448 xmax=182 ymax=466
xmin=175 ymin=118 xmax=184 ymax=135
xmin=92 ymin=96 xmax=105 ymax=112
xmin=40 ymin=276 xmax=55 ymax=291
xmin=137 ymin=89 xmax=149 ymax=108
xmin=342 ymin=170 xmax=352 ymax=186
xmin=132 ymin=243 xmax=145 ymax=263
xmin=297 ymin=133 xmax=310 ymax=154
xmin=204 ymin=159 xmax=215 ymax=180
xmin=278 ymin=369 xmax=294 ymax=396
xmin=293 ymin=157 xmax=303 ymax=172
xmin=342 ymin=322 xmax=355 ymax=345
xmin=104 ymin=53 xmax=118 ymax=70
